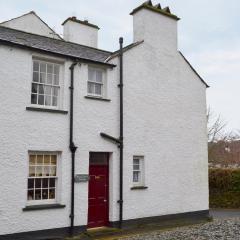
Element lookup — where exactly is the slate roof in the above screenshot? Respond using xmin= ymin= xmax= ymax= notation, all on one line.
xmin=0 ymin=26 xmax=112 ymax=65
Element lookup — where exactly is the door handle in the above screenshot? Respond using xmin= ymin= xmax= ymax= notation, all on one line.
xmin=103 ymin=199 xmax=107 ymax=202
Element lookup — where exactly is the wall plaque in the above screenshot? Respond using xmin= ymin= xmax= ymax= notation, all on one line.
xmin=74 ymin=174 xmax=89 ymax=183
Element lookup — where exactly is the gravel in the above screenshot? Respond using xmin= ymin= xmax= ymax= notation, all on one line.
xmin=122 ymin=218 xmax=240 ymax=240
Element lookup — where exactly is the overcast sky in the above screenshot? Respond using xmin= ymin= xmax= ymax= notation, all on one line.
xmin=0 ymin=0 xmax=239 ymax=131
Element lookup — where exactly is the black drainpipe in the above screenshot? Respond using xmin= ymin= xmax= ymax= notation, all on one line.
xmin=69 ymin=62 xmax=78 ymax=236
xmin=118 ymin=37 xmax=124 ymax=228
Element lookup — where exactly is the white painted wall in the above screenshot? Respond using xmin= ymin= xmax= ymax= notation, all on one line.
xmin=0 ymin=12 xmax=60 ymax=39
xmin=63 ymin=20 xmax=98 ymax=48
xmin=109 ymin=43 xmax=208 ymax=221
xmin=0 ymin=45 xmax=120 ymax=235
xmin=0 ymin=6 xmax=208 ymax=237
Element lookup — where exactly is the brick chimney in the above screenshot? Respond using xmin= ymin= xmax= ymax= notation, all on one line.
xmin=130 ymin=1 xmax=180 ymax=53
xmin=62 ymin=17 xmax=99 ymax=48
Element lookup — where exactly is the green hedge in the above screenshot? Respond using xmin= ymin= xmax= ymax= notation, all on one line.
xmin=209 ymin=168 xmax=240 ymax=208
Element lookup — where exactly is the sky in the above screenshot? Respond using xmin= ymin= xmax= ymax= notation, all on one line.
xmin=0 ymin=0 xmax=240 ymax=131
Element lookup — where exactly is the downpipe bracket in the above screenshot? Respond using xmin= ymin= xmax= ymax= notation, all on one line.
xmin=69 ymin=142 xmax=78 ymax=153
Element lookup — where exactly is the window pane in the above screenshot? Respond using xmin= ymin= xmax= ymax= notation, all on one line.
xmin=31 ymin=94 xmax=37 ymax=104
xmin=35 ymin=189 xmax=41 ymax=200
xmin=54 ymin=65 xmax=60 ymax=75
xmin=47 ymin=64 xmax=53 ymax=74
xmin=38 ymin=95 xmax=44 ymax=105
xmin=29 ymin=155 xmax=36 ymax=165
xmin=88 ymin=69 xmax=95 ymax=81
xmin=52 ymin=87 xmax=58 ymax=96
xmin=42 ymin=189 xmax=48 ymax=199
xmin=52 ymin=96 xmax=58 ymax=106
xmin=133 ymin=171 xmax=140 ymax=182
xmin=45 ymin=95 xmax=51 ymax=106
xmin=43 ymin=166 xmax=49 ymax=176
xmin=133 ymin=159 xmax=140 ymax=165
xmin=96 ymin=70 xmax=103 ymax=83
xmin=51 ymin=155 xmax=57 ymax=165
xmin=133 ymin=164 xmax=140 ymax=170
xmin=40 ymin=73 xmax=46 ymax=83
xmin=31 ymin=83 xmax=38 ymax=93
xmin=42 ymin=178 xmax=48 ymax=188
xmin=44 ymin=155 xmax=51 ymax=164
xmin=50 ymin=166 xmax=56 ymax=176
xmin=45 ymin=86 xmax=51 ymax=95
xmin=47 ymin=73 xmax=53 ymax=84
xmin=36 ymin=167 xmax=43 ymax=177
xmin=49 ymin=189 xmax=55 ymax=199
xmin=28 ymin=179 xmax=34 ymax=189
xmin=37 ymin=155 xmax=43 ymax=165
xmin=49 ymin=178 xmax=55 ymax=188
xmin=35 ymin=178 xmax=41 ymax=188
xmin=53 ymin=74 xmax=59 ymax=85
xmin=95 ymin=84 xmax=102 ymax=95
xmin=38 ymin=85 xmax=44 ymax=94
xmin=29 ymin=166 xmax=35 ymax=177
xmin=33 ymin=61 xmax=39 ymax=72
xmin=33 ymin=72 xmax=39 ymax=82
xmin=40 ymin=63 xmax=46 ymax=73
xmin=28 ymin=190 xmax=34 ymax=200
xmin=88 ymin=82 xmax=94 ymax=94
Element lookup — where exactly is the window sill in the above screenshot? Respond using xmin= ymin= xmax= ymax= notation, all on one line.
xmin=130 ymin=186 xmax=148 ymax=190
xmin=23 ymin=204 xmax=66 ymax=211
xmin=26 ymin=106 xmax=68 ymax=114
xmin=84 ymin=96 xmax=111 ymax=102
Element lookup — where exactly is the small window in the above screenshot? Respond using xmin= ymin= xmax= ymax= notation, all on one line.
xmin=27 ymin=153 xmax=58 ymax=203
xmin=88 ymin=67 xmax=105 ymax=97
xmin=31 ymin=60 xmax=60 ymax=107
xmin=133 ymin=156 xmax=144 ymax=186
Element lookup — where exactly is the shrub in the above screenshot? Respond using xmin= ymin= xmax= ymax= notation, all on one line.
xmin=209 ymin=168 xmax=240 ymax=208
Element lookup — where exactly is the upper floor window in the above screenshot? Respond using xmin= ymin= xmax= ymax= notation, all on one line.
xmin=88 ymin=67 xmax=105 ymax=97
xmin=31 ymin=60 xmax=60 ymax=107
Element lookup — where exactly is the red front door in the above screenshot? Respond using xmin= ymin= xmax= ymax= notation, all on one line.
xmin=88 ymin=153 xmax=109 ymax=228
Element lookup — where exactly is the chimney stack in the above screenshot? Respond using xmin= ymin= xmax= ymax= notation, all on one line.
xmin=130 ymin=1 xmax=180 ymax=53
xmin=62 ymin=17 xmax=99 ymax=48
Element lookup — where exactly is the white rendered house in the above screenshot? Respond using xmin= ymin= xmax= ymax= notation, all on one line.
xmin=0 ymin=1 xmax=209 ymax=239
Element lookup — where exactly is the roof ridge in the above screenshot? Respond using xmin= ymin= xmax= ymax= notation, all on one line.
xmin=0 ymin=25 xmax=112 ymax=54
xmin=0 ymin=11 xmax=35 ymax=25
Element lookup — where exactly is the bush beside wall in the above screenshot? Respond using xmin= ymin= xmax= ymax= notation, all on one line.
xmin=209 ymin=168 xmax=240 ymax=208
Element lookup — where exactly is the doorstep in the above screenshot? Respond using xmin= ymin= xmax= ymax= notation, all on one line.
xmin=87 ymin=227 xmax=121 ymax=238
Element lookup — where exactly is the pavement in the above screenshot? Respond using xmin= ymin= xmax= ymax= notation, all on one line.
xmin=64 ymin=209 xmax=240 ymax=240
xmin=210 ymin=209 xmax=240 ymax=219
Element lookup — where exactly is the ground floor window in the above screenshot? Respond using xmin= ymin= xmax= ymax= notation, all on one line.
xmin=28 ymin=153 xmax=58 ymax=202
xmin=133 ymin=156 xmax=144 ymax=186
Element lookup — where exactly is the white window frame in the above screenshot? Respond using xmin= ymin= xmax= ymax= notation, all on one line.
xmin=30 ymin=59 xmax=63 ymax=109
xmin=132 ymin=156 xmax=145 ymax=186
xmin=27 ymin=152 xmax=60 ymax=206
xmin=87 ymin=66 xmax=106 ymax=98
